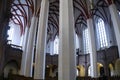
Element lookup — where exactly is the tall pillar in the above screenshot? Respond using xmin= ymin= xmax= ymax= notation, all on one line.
xmin=59 ymin=0 xmax=76 ymax=80
xmin=87 ymin=18 xmax=98 ymax=77
xmin=25 ymin=16 xmax=38 ymax=77
xmin=109 ymin=3 xmax=120 ymax=57
xmin=34 ymin=0 xmax=49 ymax=79
xmin=20 ymin=27 xmax=29 ymax=75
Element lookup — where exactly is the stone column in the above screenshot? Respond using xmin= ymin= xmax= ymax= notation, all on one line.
xmin=59 ymin=0 xmax=76 ymax=80
xmin=25 ymin=16 xmax=38 ymax=77
xmin=87 ymin=18 xmax=98 ymax=77
xmin=34 ymin=0 xmax=49 ymax=79
xmin=19 ymin=27 xmax=29 ymax=75
xmin=109 ymin=3 xmax=120 ymax=57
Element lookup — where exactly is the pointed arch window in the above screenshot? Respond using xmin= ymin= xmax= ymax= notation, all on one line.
xmin=96 ymin=18 xmax=108 ymax=48
xmin=83 ymin=28 xmax=90 ymax=54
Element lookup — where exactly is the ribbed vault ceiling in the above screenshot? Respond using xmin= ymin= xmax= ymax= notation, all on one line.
xmin=10 ymin=0 xmax=120 ymax=41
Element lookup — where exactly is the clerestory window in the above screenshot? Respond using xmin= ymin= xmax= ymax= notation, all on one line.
xmin=96 ymin=18 xmax=108 ymax=48
xmin=83 ymin=28 xmax=90 ymax=54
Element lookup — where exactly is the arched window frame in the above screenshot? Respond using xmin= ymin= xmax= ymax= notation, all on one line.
xmin=96 ymin=18 xmax=108 ymax=49
xmin=82 ymin=27 xmax=90 ymax=54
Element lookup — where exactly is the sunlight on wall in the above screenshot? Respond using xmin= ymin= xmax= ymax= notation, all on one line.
xmin=97 ymin=63 xmax=103 ymax=76
xmin=88 ymin=63 xmax=103 ymax=77
xmin=109 ymin=63 xmax=114 ymax=76
xmin=77 ymin=65 xmax=85 ymax=77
